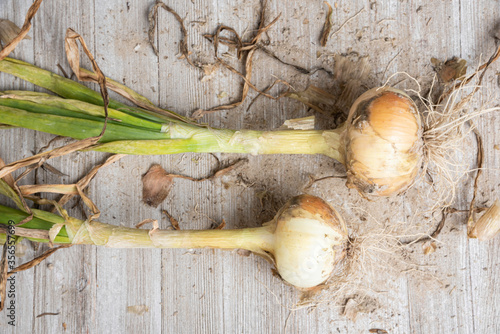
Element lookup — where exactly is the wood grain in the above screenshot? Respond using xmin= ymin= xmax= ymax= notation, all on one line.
xmin=0 ymin=0 xmax=499 ymax=333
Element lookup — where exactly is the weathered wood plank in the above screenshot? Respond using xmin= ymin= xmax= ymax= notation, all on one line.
xmin=0 ymin=1 xmax=37 ymax=333
xmin=92 ymin=1 xmax=162 ymax=333
xmin=0 ymin=0 xmax=499 ymax=333
xmin=29 ymin=1 xmax=98 ymax=333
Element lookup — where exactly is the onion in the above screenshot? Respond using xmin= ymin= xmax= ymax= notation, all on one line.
xmin=0 ymin=194 xmax=348 ymax=289
xmin=0 ymin=58 xmax=424 ymax=197
xmin=343 ymin=87 xmax=423 ymax=196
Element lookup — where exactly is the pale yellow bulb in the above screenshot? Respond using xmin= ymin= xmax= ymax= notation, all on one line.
xmin=343 ymin=87 xmax=423 ymax=196
xmin=271 ymin=195 xmax=348 ymax=289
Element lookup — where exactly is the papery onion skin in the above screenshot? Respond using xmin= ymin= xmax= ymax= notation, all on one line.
xmin=468 ymin=199 xmax=500 ymax=241
xmin=272 ymin=195 xmax=348 ymax=289
xmin=342 ymin=87 xmax=423 ymax=196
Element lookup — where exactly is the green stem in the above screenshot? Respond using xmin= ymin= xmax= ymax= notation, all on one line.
xmin=0 ymin=105 xmax=171 ymax=142
xmin=0 ymin=100 xmax=345 ymax=160
xmin=0 ymin=91 xmax=164 ymax=131
xmin=0 ymin=205 xmax=70 ymax=244
xmin=93 ymin=124 xmax=346 ymax=162
xmin=0 ymin=57 xmax=182 ymax=124
xmin=0 ymin=57 xmax=346 ymax=162
xmin=0 ymin=204 xmax=274 ymax=254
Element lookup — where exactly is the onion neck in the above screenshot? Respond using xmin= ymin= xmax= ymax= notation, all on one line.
xmin=0 ymin=204 xmax=276 ymax=256
xmin=92 ymin=123 xmax=346 ymax=164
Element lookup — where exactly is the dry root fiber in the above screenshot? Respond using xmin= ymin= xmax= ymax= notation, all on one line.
xmin=281 ymin=210 xmax=429 ymax=319
xmin=379 ymin=47 xmax=500 ymax=212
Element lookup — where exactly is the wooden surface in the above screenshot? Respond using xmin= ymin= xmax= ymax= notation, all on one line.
xmin=0 ymin=0 xmax=499 ymax=333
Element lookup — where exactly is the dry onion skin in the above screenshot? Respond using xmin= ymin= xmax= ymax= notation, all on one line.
xmin=0 ymin=193 xmax=348 ymax=289
xmin=342 ymin=87 xmax=423 ymax=196
xmin=468 ymin=200 xmax=500 ymax=241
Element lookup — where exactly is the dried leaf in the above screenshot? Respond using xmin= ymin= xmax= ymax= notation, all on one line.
xmin=431 ymin=57 xmax=467 ymax=83
xmin=64 ymin=28 xmax=109 ymax=120
xmin=36 ymin=312 xmax=59 ymax=318
xmin=76 ymin=185 xmax=100 ymax=222
xmin=320 ymin=2 xmax=333 ymax=47
xmin=214 ymin=219 xmax=226 ymax=230
xmin=211 ymin=159 xmax=247 ymax=179
xmin=162 ymin=210 xmax=180 ymax=230
xmin=0 ymin=19 xmax=32 ymax=46
xmin=467 ymin=126 xmax=483 ymax=235
xmin=48 ymin=223 xmax=65 ymax=248
xmin=7 ymin=245 xmax=72 ymax=279
xmin=193 ymin=2 xmax=285 ymax=118
xmin=0 ymin=179 xmax=27 ymax=211
xmin=0 ymin=0 xmax=43 ymax=61
xmin=55 ymin=154 xmax=124 ymax=209
xmin=142 ymin=164 xmax=175 ymax=208
xmin=281 ymin=116 xmax=316 ymax=130
xmin=0 ymin=170 xmax=33 ymax=225
xmin=0 ymin=225 xmax=49 ymax=241
xmin=369 ymin=329 xmax=388 ymax=334
xmin=41 ymin=162 xmax=68 ymax=177
xmin=422 ymin=241 xmax=437 ymax=255
xmin=143 ymin=160 xmax=246 ymax=207
xmin=0 ymin=229 xmax=11 ymax=310
xmin=0 ymin=140 xmax=99 ymax=186
xmin=0 ymin=157 xmax=15 ymax=189
xmin=79 ymin=68 xmax=194 ymax=125
xmin=439 ymin=44 xmax=500 ymax=103
xmin=148 ymin=1 xmax=197 ymax=68
xmin=20 ymin=184 xmax=79 ymax=196
xmin=468 ymin=199 xmax=500 ymax=241
xmin=148 ymin=220 xmax=160 ymax=238
xmin=135 ymin=219 xmax=158 ymax=229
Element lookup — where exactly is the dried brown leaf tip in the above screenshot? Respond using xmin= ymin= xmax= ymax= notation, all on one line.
xmin=369 ymin=329 xmax=388 ymax=334
xmin=162 ymin=210 xmax=180 ymax=230
xmin=193 ymin=1 xmax=285 ymax=118
xmin=0 ymin=19 xmax=31 ymax=46
xmin=0 ymin=0 xmax=43 ymax=61
xmin=431 ymin=57 xmax=467 ymax=83
xmin=142 ymin=164 xmax=174 ymax=208
xmin=148 ymin=1 xmax=199 ymax=69
xmin=320 ymin=1 xmax=333 ymax=47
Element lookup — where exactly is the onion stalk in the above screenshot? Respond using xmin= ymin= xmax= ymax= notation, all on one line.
xmin=0 ymin=194 xmax=348 ymax=289
xmin=0 ymin=57 xmax=422 ymax=196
